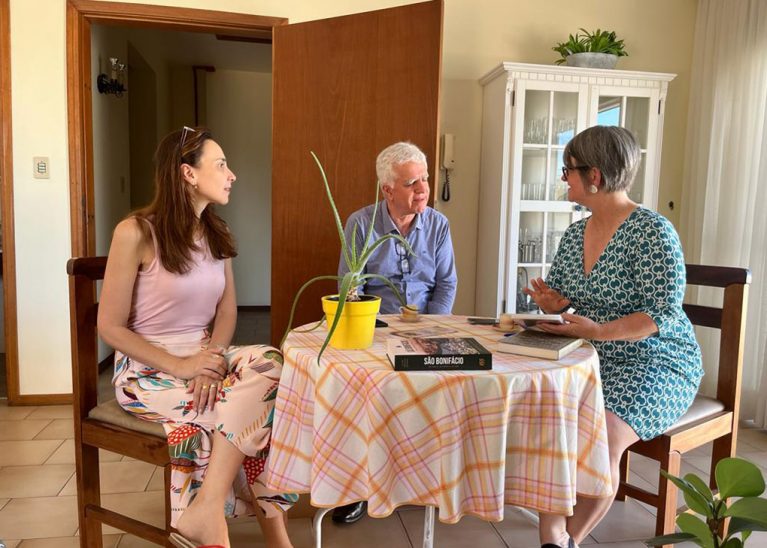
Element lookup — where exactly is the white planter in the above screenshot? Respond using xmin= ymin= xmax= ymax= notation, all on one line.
xmin=566 ymin=52 xmax=619 ymax=69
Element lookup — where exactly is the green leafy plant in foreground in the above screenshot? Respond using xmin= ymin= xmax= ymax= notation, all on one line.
xmin=645 ymin=457 xmax=767 ymax=548
xmin=552 ymin=28 xmax=628 ymax=65
xmin=280 ymin=151 xmax=413 ymax=360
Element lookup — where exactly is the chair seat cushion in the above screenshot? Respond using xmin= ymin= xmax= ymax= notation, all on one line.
xmin=89 ymin=398 xmax=166 ymax=438
xmin=665 ymin=395 xmax=725 ymax=432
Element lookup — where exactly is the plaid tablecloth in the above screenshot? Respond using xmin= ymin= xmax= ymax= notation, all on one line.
xmin=266 ymin=315 xmax=611 ymax=523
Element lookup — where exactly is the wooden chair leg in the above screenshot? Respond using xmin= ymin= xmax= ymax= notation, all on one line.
xmin=710 ymin=431 xmax=736 ymax=539
xmin=77 ymin=444 xmax=104 ymax=548
xmin=164 ymin=465 xmax=173 ymax=547
xmin=615 ymin=450 xmax=630 ymax=501
xmin=655 ymin=450 xmax=681 ymax=548
xmin=710 ymin=432 xmax=737 ymax=490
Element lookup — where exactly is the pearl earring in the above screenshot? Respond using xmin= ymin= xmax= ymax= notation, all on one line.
xmin=588 ymin=184 xmax=598 ymax=194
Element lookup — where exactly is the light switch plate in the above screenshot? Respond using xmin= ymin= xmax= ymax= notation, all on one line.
xmin=33 ymin=156 xmax=50 ymax=179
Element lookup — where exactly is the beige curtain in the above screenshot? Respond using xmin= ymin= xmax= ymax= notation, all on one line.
xmin=679 ymin=0 xmax=767 ymax=424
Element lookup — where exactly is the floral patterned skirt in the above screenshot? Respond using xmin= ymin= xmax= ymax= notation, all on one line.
xmin=113 ymin=331 xmax=297 ymax=526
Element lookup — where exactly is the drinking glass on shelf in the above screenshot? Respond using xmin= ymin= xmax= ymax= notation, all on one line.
xmin=553 ymin=181 xmax=568 ymax=201
xmin=522 ymin=182 xmax=545 ymax=200
xmin=516 ymin=268 xmax=531 ymax=311
xmin=547 ymin=231 xmax=564 ymax=262
xmin=524 ymin=117 xmax=548 ymax=144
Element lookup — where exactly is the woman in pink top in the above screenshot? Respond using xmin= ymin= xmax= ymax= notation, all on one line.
xmin=98 ymin=127 xmax=294 ymax=548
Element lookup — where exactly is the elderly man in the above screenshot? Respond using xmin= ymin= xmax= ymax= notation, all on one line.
xmin=338 ymin=141 xmax=458 ymax=315
xmin=332 ymin=141 xmax=457 ymax=525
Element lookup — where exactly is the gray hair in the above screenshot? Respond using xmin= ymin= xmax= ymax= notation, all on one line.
xmin=376 ymin=142 xmax=427 ymax=189
xmin=563 ymin=126 xmax=640 ymax=192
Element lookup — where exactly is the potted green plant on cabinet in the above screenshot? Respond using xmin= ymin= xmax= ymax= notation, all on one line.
xmin=552 ymin=28 xmax=628 ymax=69
xmin=281 ymin=152 xmax=414 ymax=361
xmin=645 ymin=457 xmax=767 ymax=547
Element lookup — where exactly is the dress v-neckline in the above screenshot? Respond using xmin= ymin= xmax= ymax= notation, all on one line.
xmin=581 ymin=207 xmax=640 ymax=279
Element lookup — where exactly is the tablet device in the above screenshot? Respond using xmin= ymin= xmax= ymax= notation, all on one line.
xmin=507 ymin=313 xmax=565 ymax=328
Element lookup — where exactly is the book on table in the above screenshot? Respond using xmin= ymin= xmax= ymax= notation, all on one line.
xmin=496 ymin=330 xmax=583 ymax=360
xmin=386 ymin=337 xmax=492 ymax=371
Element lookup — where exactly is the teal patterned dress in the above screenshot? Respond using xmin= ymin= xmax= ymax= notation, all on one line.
xmin=546 ymin=207 xmax=702 ymax=440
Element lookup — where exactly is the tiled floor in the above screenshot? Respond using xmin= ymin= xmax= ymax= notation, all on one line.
xmin=1 ymin=398 xmax=765 ymax=548
xmin=2 ymin=311 xmax=766 ymax=547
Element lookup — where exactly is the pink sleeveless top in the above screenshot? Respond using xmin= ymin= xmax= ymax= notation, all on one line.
xmin=127 ymin=219 xmax=226 ymax=337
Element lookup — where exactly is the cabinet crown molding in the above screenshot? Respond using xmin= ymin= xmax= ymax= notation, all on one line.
xmin=480 ymin=62 xmax=676 ymax=88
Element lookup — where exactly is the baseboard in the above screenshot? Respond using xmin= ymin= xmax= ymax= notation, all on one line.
xmin=238 ymin=305 xmax=271 ymax=312
xmin=8 ymin=392 xmax=73 ymax=406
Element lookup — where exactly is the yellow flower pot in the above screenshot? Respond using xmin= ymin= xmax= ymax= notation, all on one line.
xmin=321 ymin=295 xmax=381 ymax=350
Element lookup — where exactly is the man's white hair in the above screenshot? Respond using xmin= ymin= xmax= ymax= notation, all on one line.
xmin=376 ymin=142 xmax=427 ymax=189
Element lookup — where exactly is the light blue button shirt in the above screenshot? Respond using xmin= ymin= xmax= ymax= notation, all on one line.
xmin=338 ymin=202 xmax=457 ymax=314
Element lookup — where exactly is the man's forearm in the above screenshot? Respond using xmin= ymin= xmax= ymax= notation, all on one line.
xmin=425 ymin=284 xmax=456 ymax=314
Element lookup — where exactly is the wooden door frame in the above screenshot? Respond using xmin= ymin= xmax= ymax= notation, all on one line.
xmin=67 ymin=0 xmax=287 ymax=257
xmin=0 ymin=0 xmax=23 ymax=405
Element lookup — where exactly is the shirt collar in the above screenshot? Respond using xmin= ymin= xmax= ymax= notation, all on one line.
xmin=381 ymin=201 xmax=423 ymax=235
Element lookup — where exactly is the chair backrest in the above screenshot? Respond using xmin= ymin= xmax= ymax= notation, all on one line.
xmin=683 ymin=264 xmax=751 ymax=417
xmin=67 ymin=256 xmax=108 ymax=424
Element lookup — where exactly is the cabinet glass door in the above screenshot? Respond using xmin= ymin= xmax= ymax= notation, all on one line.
xmin=511 ymin=84 xmax=584 ymax=312
xmin=522 ymin=90 xmax=578 ymax=203
xmin=515 ymin=212 xmax=579 ymax=313
xmin=595 ymin=94 xmax=651 ymax=204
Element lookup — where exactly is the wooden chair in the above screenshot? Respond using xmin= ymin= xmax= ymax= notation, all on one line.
xmin=68 ymin=256 xmax=172 ymax=547
xmin=616 ymin=264 xmax=751 ymax=546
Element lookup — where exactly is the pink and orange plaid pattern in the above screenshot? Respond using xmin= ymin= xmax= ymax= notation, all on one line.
xmin=267 ymin=315 xmax=612 ymax=523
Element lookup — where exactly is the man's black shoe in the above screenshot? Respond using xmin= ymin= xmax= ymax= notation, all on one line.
xmin=331 ymin=501 xmax=367 ymax=524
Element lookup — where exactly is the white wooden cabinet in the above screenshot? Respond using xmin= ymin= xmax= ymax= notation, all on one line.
xmin=475 ymin=62 xmax=675 ymax=317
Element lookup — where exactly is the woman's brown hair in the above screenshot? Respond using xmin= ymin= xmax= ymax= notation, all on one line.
xmin=133 ymin=127 xmax=237 ymax=274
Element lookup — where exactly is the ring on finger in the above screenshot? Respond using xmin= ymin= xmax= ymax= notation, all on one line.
xmin=209 ymin=383 xmax=217 ymax=390
xmin=202 ymin=384 xmax=209 ymax=389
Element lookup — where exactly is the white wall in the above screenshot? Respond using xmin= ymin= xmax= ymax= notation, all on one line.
xmin=9 ymin=0 xmax=696 ymax=395
xmin=10 ymin=0 xmax=73 ymax=394
xmin=206 ymin=70 xmax=272 ymax=306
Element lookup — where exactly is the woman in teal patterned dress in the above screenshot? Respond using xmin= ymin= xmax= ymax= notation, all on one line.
xmin=527 ymin=126 xmax=702 ymax=548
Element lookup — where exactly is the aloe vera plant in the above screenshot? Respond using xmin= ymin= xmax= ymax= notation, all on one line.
xmin=280 ymin=151 xmax=413 ymax=360
xmin=645 ymin=457 xmax=767 ymax=547
xmin=552 ymin=28 xmax=628 ymax=65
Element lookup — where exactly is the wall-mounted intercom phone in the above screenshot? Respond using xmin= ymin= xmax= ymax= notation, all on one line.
xmin=440 ymin=133 xmax=455 ymax=201
xmin=441 ymin=133 xmax=455 ymax=170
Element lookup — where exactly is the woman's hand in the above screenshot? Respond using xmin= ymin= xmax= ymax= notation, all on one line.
xmin=523 ymin=278 xmax=571 ymax=314
xmin=537 ymin=312 xmax=602 ymax=340
xmin=186 ymin=374 xmax=223 ymax=413
xmin=177 ymin=347 xmax=227 ymax=381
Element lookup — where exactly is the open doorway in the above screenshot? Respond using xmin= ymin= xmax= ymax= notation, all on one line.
xmin=90 ymin=24 xmax=274 ymax=354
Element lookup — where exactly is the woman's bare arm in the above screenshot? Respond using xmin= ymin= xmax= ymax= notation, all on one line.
xmin=208 ymin=258 xmax=237 ymax=349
